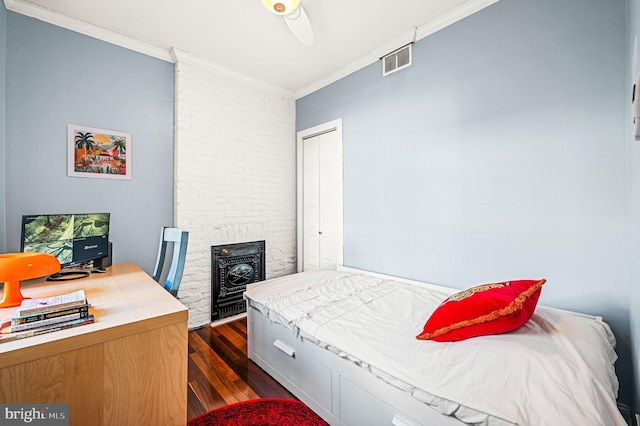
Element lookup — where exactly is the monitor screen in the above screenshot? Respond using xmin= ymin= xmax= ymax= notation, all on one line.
xmin=20 ymin=213 xmax=110 ymax=268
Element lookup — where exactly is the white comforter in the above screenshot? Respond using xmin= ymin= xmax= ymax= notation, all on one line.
xmin=244 ymin=270 xmax=625 ymax=426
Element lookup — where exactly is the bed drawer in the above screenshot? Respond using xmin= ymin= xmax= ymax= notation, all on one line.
xmin=340 ymin=376 xmax=463 ymax=426
xmin=340 ymin=376 xmax=424 ymax=426
xmin=251 ymin=313 xmax=332 ymax=409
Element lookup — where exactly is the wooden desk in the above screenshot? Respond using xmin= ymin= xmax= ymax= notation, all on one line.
xmin=0 ymin=263 xmax=188 ymax=426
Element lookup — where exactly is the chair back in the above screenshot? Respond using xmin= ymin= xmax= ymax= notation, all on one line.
xmin=152 ymin=227 xmax=189 ymax=296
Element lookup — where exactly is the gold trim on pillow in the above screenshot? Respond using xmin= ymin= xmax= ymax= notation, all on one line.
xmin=416 ymin=279 xmax=546 ymax=341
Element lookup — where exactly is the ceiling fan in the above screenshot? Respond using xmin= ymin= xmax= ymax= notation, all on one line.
xmin=261 ymin=0 xmax=314 ymax=47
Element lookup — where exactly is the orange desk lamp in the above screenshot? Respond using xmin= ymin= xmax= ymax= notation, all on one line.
xmin=0 ymin=253 xmax=61 ymax=308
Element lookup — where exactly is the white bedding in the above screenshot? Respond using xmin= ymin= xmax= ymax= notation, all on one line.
xmin=244 ymin=270 xmax=626 ymax=426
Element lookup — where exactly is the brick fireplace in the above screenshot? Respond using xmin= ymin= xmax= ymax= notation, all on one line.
xmin=211 ymin=240 xmax=265 ymax=321
xmin=173 ymin=52 xmax=297 ymax=328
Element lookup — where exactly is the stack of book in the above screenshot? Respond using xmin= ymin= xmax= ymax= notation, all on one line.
xmin=0 ymin=289 xmax=94 ymax=343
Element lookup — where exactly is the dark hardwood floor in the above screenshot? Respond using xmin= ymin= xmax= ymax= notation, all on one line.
xmin=186 ymin=317 xmax=296 ymax=421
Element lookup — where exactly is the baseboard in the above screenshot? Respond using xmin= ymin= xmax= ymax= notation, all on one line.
xmin=209 ymin=312 xmax=247 ymax=328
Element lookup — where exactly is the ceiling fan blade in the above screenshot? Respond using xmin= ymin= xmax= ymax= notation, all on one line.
xmin=283 ymin=5 xmax=314 ymax=47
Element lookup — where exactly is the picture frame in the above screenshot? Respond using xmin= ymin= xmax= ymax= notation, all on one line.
xmin=68 ymin=124 xmax=131 ymax=180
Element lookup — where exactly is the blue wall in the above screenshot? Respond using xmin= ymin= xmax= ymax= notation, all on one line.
xmin=1 ymin=4 xmax=6 ymax=254
xmin=629 ymin=0 xmax=640 ymax=412
xmin=2 ymin=11 xmax=175 ymax=274
xmin=298 ymin=0 xmax=633 ymax=407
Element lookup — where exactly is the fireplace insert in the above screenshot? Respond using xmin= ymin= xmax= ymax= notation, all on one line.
xmin=211 ymin=240 xmax=265 ymax=320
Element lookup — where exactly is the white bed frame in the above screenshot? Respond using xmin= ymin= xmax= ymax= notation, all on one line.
xmin=246 ymin=267 xmax=616 ymax=425
xmin=247 ymin=267 xmax=483 ymax=426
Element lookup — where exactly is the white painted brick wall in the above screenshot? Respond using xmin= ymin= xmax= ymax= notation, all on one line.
xmin=172 ymin=50 xmax=297 ymax=328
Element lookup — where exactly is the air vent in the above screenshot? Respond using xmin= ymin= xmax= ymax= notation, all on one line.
xmin=382 ymin=44 xmax=412 ymax=76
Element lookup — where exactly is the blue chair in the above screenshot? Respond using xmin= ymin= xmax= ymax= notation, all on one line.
xmin=152 ymin=227 xmax=189 ymax=297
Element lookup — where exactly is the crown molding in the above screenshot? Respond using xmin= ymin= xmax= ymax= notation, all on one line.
xmin=415 ymin=0 xmax=500 ymax=40
xmin=294 ymin=0 xmax=500 ymax=99
xmin=4 ymin=0 xmax=173 ymax=63
xmin=171 ymin=48 xmax=294 ymax=98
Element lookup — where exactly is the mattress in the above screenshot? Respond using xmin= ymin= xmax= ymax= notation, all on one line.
xmin=244 ymin=270 xmax=626 ymax=426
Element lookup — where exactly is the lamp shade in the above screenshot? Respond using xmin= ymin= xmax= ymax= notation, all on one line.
xmin=0 ymin=252 xmax=61 ymax=308
xmin=261 ymin=0 xmax=300 ymax=15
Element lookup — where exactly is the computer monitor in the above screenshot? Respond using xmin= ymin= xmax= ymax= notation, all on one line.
xmin=20 ymin=213 xmax=110 ymax=279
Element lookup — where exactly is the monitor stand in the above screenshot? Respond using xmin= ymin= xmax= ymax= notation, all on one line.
xmin=46 ymin=270 xmax=91 ymax=281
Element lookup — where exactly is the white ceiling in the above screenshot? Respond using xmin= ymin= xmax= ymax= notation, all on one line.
xmin=5 ymin=0 xmax=497 ymax=98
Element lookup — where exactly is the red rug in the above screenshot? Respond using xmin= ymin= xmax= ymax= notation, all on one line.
xmin=187 ymin=398 xmax=329 ymax=426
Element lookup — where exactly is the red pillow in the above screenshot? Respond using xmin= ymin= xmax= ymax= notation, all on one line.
xmin=416 ymin=279 xmax=546 ymax=342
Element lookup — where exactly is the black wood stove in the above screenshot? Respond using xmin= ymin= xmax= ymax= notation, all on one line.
xmin=211 ymin=240 xmax=265 ymax=321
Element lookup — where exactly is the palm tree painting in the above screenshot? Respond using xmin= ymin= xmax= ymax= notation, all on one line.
xmin=68 ymin=124 xmax=131 ymax=180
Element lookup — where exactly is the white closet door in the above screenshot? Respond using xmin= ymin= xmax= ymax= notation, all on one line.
xmin=303 ymin=137 xmax=321 ymax=270
xmin=302 ymin=129 xmax=342 ymax=271
xmin=317 ymin=131 xmax=341 ymax=270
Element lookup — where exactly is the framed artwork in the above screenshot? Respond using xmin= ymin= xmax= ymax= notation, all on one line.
xmin=68 ymin=124 xmax=131 ymax=180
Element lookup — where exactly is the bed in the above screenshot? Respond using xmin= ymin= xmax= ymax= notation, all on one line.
xmin=243 ymin=267 xmax=626 ymax=426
